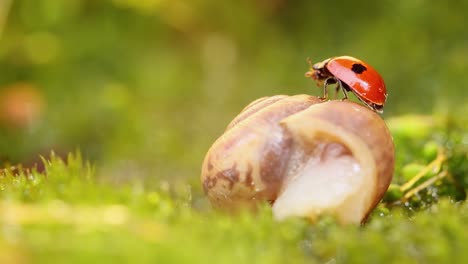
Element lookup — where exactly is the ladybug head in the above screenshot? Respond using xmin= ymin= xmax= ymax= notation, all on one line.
xmin=305 ymin=69 xmax=318 ymax=80
xmin=305 ymin=57 xmax=332 ymax=82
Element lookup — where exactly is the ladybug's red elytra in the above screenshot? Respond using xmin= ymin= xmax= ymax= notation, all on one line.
xmin=305 ymin=56 xmax=387 ymax=114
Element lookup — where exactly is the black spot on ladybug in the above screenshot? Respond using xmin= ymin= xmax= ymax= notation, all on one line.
xmin=351 ymin=63 xmax=367 ymax=74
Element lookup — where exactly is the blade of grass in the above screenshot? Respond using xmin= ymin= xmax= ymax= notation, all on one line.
xmin=400 ymin=148 xmax=446 ymax=192
xmin=401 ymin=171 xmax=448 ymax=202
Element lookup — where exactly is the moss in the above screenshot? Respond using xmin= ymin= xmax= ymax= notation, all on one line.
xmin=1 ymin=113 xmax=467 ymax=264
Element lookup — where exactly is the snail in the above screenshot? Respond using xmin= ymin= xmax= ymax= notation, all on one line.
xmin=201 ymin=95 xmax=394 ymax=224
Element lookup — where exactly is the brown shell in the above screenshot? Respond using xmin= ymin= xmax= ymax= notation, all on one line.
xmin=287 ymin=100 xmax=394 ymax=211
xmin=201 ymin=95 xmax=394 ymax=220
xmin=201 ymin=95 xmax=322 ymax=210
xmin=276 ymin=100 xmax=394 ymax=221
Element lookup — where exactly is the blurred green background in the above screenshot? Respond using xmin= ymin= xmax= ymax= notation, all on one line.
xmin=0 ymin=0 xmax=467 ymax=186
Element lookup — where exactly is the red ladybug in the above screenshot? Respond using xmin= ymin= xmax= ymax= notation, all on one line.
xmin=305 ymin=56 xmax=387 ymax=113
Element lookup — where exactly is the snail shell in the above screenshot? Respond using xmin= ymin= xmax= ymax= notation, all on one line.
xmin=201 ymin=95 xmax=394 ymax=224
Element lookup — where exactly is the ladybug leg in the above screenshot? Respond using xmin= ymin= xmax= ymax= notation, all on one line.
xmin=337 ymin=80 xmax=349 ymax=101
xmin=322 ymin=80 xmax=328 ymax=100
xmin=321 ymin=77 xmax=335 ymax=100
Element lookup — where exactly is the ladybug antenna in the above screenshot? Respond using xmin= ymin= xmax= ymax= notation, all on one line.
xmin=306 ymin=57 xmax=313 ymax=69
xmin=305 ymin=57 xmax=316 ymax=79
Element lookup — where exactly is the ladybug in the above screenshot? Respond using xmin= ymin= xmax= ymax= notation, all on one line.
xmin=305 ymin=56 xmax=387 ymax=113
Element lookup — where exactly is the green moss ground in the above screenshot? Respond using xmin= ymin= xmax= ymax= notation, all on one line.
xmin=1 ymin=113 xmax=467 ymax=263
